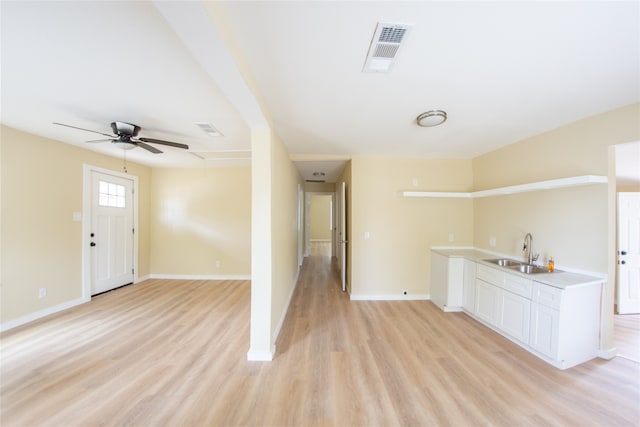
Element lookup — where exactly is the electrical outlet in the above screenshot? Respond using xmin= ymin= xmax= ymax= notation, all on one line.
xmin=38 ymin=288 xmax=47 ymax=298
xmin=215 ymin=260 xmax=221 ymax=268
xmin=412 ymin=178 xmax=418 ymax=187
xmin=489 ymin=237 xmax=497 ymax=247
xmin=449 ymin=233 xmax=455 ymax=242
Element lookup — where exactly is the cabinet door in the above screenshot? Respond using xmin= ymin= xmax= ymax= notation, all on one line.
xmin=499 ymin=290 xmax=531 ymax=344
xmin=530 ymin=303 xmax=559 ymax=359
xmin=462 ymin=259 xmax=476 ymax=313
xmin=475 ymin=279 xmax=501 ymax=326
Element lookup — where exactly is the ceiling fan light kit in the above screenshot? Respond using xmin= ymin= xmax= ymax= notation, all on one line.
xmin=53 ymin=121 xmax=189 ymax=153
xmin=416 ymin=110 xmax=447 ymax=127
xmin=113 ymin=141 xmax=136 ymax=150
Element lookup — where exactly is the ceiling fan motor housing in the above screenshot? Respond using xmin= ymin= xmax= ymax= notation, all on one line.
xmin=111 ymin=121 xmax=140 ymax=137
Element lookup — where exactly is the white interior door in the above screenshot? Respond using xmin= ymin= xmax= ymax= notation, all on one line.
xmin=297 ymin=184 xmax=304 ymax=267
xmin=91 ymin=170 xmax=134 ymax=295
xmin=339 ymin=181 xmax=347 ymax=292
xmin=617 ymin=192 xmax=640 ymax=314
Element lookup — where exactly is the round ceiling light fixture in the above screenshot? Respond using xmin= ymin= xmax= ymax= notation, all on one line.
xmin=416 ymin=110 xmax=447 ymax=127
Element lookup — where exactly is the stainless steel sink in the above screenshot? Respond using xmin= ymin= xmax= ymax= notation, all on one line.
xmin=484 ymin=258 xmax=551 ymax=274
xmin=511 ymin=264 xmax=549 ymax=274
xmin=485 ymin=258 xmax=522 ymax=267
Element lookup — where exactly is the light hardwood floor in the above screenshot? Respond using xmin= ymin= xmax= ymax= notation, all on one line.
xmin=1 ymin=247 xmax=639 ymax=426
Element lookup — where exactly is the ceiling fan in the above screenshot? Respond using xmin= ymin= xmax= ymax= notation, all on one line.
xmin=53 ymin=121 xmax=189 ymax=153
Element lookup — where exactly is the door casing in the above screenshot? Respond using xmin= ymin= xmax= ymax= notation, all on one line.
xmin=82 ymin=164 xmax=139 ymax=301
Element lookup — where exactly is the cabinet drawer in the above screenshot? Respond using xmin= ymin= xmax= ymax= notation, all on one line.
xmin=477 ymin=264 xmax=504 ymax=286
xmin=504 ymin=274 xmax=533 ymax=299
xmin=533 ymin=282 xmax=563 ymax=309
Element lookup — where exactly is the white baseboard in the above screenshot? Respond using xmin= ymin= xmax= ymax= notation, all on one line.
xmin=0 ymin=297 xmax=88 ymax=333
xmin=148 ymin=274 xmax=251 ymax=281
xmin=247 ymin=345 xmax=276 ymax=362
xmin=350 ymin=294 xmax=430 ymax=301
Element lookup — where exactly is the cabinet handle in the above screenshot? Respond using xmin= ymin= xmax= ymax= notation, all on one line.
xmin=619 ymin=250 xmax=627 ymax=255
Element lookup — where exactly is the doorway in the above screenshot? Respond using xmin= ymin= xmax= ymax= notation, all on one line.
xmin=305 ymin=192 xmax=335 ymax=258
xmin=82 ymin=165 xmax=139 ymax=299
xmin=607 ymin=141 xmax=640 ymax=358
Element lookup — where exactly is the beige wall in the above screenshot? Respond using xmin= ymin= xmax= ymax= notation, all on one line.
xmin=350 ymin=157 xmax=474 ymax=297
xmin=270 ymin=131 xmax=303 ymax=335
xmin=472 ymin=103 xmax=640 ymax=272
xmin=150 ymin=167 xmax=251 ymax=276
xmin=248 ymin=128 xmax=303 ymax=359
xmin=304 ymin=182 xmax=335 ymax=192
xmin=310 ymin=195 xmax=332 ymax=240
xmin=474 ymin=186 xmax=608 ymax=271
xmin=473 ymin=104 xmax=640 ymax=190
xmin=1 ymin=126 xmax=151 ymax=323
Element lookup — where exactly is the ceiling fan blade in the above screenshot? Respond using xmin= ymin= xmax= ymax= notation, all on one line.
xmin=86 ymin=138 xmax=115 ymax=143
xmin=136 ymin=142 xmax=163 ymax=154
xmin=137 ymin=137 xmax=189 ymax=150
xmin=53 ymin=122 xmax=115 ymax=138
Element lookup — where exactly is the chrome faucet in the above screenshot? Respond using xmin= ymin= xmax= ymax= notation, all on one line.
xmin=523 ymin=233 xmax=539 ymax=265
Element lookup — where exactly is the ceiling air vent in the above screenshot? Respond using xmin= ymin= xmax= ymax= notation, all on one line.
xmin=363 ymin=22 xmax=413 ymax=73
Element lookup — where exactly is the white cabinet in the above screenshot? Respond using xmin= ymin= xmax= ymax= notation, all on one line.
xmin=475 ymin=264 xmax=532 ymax=344
xmin=462 ymin=259 xmax=476 ymax=313
xmin=499 ymin=290 xmax=531 ymax=344
xmin=528 ymin=281 xmax=601 ymax=369
xmin=430 ymin=252 xmax=474 ymax=312
xmin=475 ymin=279 xmax=501 ymax=326
xmin=431 ymin=250 xmax=603 ymax=369
xmin=529 ymin=301 xmax=559 ymax=358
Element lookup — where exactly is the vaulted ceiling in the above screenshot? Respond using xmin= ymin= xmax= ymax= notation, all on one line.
xmin=2 ymin=1 xmax=638 ymax=181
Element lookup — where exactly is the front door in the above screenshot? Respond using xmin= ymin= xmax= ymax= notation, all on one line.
xmin=90 ymin=170 xmax=134 ymax=295
xmin=617 ymin=192 xmax=640 ymax=314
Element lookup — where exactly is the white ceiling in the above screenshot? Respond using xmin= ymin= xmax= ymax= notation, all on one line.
xmin=2 ymin=1 xmax=638 ymax=182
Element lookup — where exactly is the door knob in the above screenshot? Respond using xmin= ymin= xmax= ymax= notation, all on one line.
xmin=90 ymin=242 xmax=96 ymax=247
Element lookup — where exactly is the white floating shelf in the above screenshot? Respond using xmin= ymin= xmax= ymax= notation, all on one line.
xmin=401 ymin=175 xmax=608 ymax=199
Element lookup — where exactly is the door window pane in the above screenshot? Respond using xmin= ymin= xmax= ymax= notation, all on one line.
xmin=98 ymin=181 xmax=126 ymax=208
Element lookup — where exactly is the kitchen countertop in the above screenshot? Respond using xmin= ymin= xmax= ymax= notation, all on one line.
xmin=431 ymin=248 xmax=605 ymax=290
